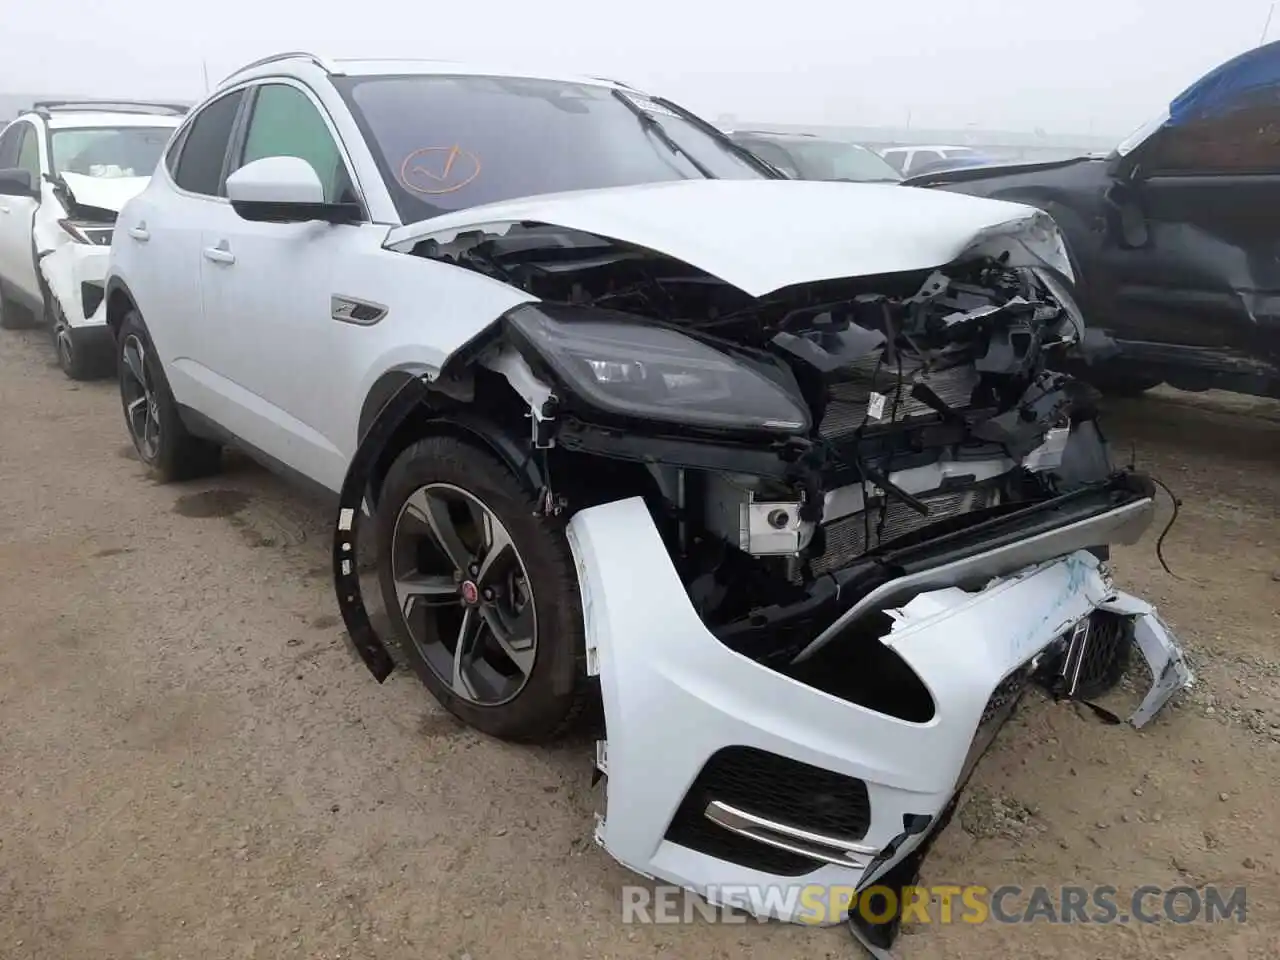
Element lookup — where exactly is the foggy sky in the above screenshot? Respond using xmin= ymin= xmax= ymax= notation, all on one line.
xmin=1 ymin=0 xmax=1272 ymax=135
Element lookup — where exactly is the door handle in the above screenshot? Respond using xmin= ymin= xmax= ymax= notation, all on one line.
xmin=128 ymin=224 xmax=150 ymax=241
xmin=202 ymin=242 xmax=235 ymax=265
xmin=0 ymin=203 xmax=10 ymax=214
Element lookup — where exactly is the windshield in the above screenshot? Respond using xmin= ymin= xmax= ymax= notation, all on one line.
xmin=336 ymin=75 xmax=769 ymax=222
xmin=774 ymin=139 xmax=902 ymax=182
xmin=49 ymin=126 xmax=172 ymax=178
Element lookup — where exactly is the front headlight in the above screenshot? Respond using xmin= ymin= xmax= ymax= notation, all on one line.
xmin=507 ymin=306 xmax=811 ymax=434
xmin=57 ymin=218 xmax=114 ymax=246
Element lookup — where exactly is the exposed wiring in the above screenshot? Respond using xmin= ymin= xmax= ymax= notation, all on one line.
xmin=1149 ymin=475 xmax=1184 ymax=580
xmin=850 ymin=354 xmax=886 ymax=552
xmin=875 ymin=348 xmax=907 ymax=544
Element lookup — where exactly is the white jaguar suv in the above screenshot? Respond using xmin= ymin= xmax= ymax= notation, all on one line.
xmin=106 ymin=52 xmax=1191 ymax=938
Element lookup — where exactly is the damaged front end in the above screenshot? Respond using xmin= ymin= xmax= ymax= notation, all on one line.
xmin=333 ymin=203 xmax=1193 ymax=951
xmin=37 ymin=176 xmax=120 ymax=328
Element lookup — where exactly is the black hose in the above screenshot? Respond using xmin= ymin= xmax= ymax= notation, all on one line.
xmin=1149 ymin=475 xmax=1183 ymax=580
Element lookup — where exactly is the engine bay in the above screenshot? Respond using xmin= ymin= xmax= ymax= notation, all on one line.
xmin=403 ymin=221 xmax=1131 ymax=660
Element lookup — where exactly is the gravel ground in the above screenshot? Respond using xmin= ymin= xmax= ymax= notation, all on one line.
xmin=1 ymin=328 xmax=1278 ymax=960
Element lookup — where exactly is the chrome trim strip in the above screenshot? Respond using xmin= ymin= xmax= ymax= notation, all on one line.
xmin=791 ymin=497 xmax=1155 ymax=665
xmin=704 ymin=800 xmax=877 ymax=867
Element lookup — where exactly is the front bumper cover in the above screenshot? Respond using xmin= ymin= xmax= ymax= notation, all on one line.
xmin=565 ymin=496 xmax=1192 ymax=937
xmin=330 ymin=382 xmax=1193 ymax=957
xmin=39 ymin=241 xmax=109 ymax=328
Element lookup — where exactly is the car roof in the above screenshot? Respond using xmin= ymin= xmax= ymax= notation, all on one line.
xmin=223 ymin=52 xmax=625 ymax=91
xmin=39 ymin=112 xmax=183 ymax=129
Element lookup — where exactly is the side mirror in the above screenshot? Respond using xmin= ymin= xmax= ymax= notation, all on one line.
xmin=226 ymin=156 xmax=360 ymax=225
xmin=0 ymin=168 xmax=36 ymax=199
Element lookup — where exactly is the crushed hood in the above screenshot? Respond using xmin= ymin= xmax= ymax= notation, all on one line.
xmin=385 ymin=179 xmax=1071 ymax=298
xmin=58 ymin=173 xmax=151 ymax=214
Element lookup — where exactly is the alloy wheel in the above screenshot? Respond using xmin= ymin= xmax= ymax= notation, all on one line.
xmin=390 ymin=483 xmax=537 ymax=706
xmin=54 ymin=318 xmax=74 ymax=370
xmin=121 ymin=334 xmax=161 ymax=461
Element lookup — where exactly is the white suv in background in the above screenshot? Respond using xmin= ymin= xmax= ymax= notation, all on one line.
xmin=104 ymin=52 xmax=1189 ymax=938
xmin=0 ymin=100 xmax=183 ymax=378
xmin=880 ymin=144 xmax=984 ymax=177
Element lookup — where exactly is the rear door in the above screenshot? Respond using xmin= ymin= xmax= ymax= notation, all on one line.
xmin=0 ymin=121 xmax=43 ymax=302
xmin=121 ymin=88 xmax=248 ymax=408
xmin=1109 ymin=58 xmax=1280 ymax=361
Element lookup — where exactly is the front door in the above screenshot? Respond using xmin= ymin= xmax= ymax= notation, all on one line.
xmin=197 ymin=80 xmax=381 ymax=493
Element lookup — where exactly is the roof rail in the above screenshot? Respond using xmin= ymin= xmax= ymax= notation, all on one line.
xmin=30 ymin=99 xmax=189 ymax=117
xmin=222 ymin=51 xmax=338 ymax=84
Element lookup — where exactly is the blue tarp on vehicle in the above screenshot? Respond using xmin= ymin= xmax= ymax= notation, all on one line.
xmin=1168 ymin=39 xmax=1280 ymax=124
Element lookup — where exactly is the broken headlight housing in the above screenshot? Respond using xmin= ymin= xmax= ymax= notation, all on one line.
xmin=57 ymin=218 xmax=114 ymax=246
xmin=507 ymin=306 xmax=811 ymax=434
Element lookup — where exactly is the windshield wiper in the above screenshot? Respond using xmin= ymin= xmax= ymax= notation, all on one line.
xmin=648 ymin=95 xmax=787 ymax=179
xmin=610 ymin=89 xmax=717 ymax=180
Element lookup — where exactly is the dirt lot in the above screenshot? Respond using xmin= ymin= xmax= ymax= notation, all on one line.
xmin=1 ymin=326 xmax=1278 ymax=960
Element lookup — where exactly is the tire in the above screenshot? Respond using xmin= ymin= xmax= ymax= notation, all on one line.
xmin=375 ymin=435 xmax=592 ymax=742
xmin=117 ymin=310 xmax=222 ymax=481
xmin=50 ymin=301 xmax=111 ymax=380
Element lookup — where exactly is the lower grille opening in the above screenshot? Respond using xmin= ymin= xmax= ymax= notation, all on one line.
xmin=1072 ymin=611 xmax=1133 ymax=700
xmin=665 ymin=746 xmax=872 ymax=876
xmin=780 ymin=611 xmax=935 ymax=723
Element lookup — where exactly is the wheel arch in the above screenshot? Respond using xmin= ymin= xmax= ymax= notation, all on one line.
xmin=359 ymin=369 xmax=546 ymax=511
xmin=104 ymin=276 xmax=139 ymax=340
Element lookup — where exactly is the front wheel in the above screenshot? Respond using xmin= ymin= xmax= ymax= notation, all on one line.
xmin=51 ymin=302 xmax=111 ymax=380
xmin=375 ymin=435 xmax=592 ymax=742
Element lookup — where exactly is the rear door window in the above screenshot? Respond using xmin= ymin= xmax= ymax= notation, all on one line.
xmin=16 ymin=123 xmax=40 ymax=178
xmin=0 ymin=123 xmax=21 ymax=168
xmin=172 ymin=89 xmax=246 ymax=196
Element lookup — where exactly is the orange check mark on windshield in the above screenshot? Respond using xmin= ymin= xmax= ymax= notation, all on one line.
xmin=411 ymin=145 xmax=463 ymax=181
xmin=400 ymin=145 xmax=481 ymax=195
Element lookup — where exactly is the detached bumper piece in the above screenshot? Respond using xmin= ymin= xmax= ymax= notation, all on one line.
xmin=567 ymin=497 xmax=1192 ymax=952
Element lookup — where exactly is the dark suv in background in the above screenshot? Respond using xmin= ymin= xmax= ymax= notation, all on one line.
xmin=907 ymin=40 xmax=1280 ymax=400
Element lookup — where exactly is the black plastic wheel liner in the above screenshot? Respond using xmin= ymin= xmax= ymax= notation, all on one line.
xmin=332 ymin=375 xmax=431 ymax=683
xmin=846 ymin=800 xmax=958 ymax=957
